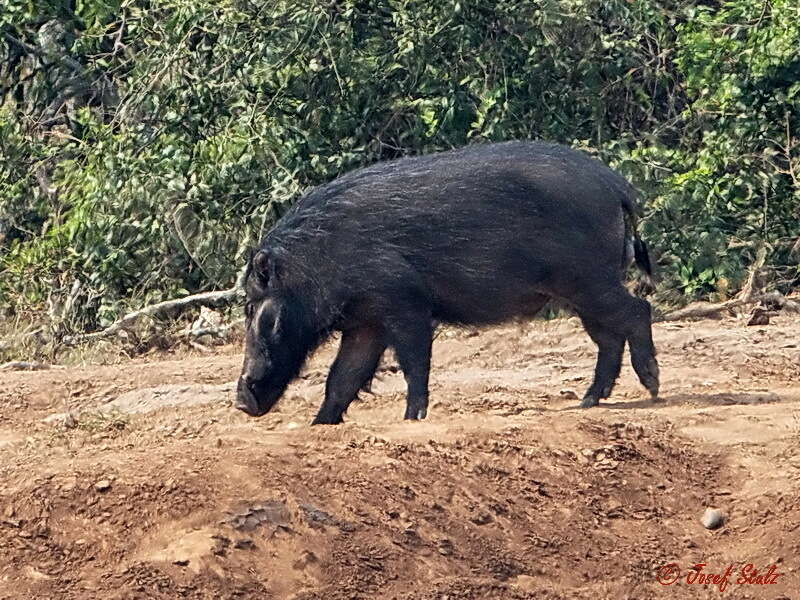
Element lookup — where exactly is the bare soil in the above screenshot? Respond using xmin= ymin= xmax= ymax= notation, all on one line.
xmin=1 ymin=315 xmax=799 ymax=599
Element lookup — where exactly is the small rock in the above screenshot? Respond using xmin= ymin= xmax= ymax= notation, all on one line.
xmin=470 ymin=512 xmax=493 ymax=525
xmin=437 ymin=538 xmax=454 ymax=556
xmin=41 ymin=414 xmax=63 ymax=425
xmin=747 ymin=307 xmax=770 ymax=326
xmin=701 ymin=507 xmax=725 ymax=529
xmin=292 ymin=550 xmax=318 ymax=569
xmin=560 ymin=389 xmax=579 ymax=400
xmin=95 ymin=480 xmax=112 ymax=492
xmin=42 ymin=412 xmax=78 ymax=429
xmin=211 ymin=535 xmax=230 ymax=556
xmin=300 ymin=503 xmax=338 ymax=527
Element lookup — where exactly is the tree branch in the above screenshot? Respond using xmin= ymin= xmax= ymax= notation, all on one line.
xmin=63 ymin=266 xmax=248 ymax=345
xmin=1 ymin=31 xmax=83 ymax=72
xmin=656 ymin=247 xmax=774 ymax=322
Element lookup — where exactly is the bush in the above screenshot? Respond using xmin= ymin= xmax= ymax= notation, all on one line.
xmin=1 ymin=0 xmax=798 ymax=330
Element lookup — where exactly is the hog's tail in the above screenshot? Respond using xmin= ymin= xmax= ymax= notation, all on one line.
xmin=621 ymin=194 xmax=655 ymax=295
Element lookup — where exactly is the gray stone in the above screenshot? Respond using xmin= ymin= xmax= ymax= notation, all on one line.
xmin=701 ymin=507 xmax=724 ymax=529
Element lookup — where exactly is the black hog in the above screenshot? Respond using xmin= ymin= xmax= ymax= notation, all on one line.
xmin=235 ymin=141 xmax=659 ymax=424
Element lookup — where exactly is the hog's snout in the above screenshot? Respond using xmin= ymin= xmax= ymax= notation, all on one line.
xmin=235 ymin=376 xmax=269 ymax=417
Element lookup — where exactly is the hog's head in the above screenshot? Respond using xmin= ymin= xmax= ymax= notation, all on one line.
xmin=235 ymin=249 xmax=312 ymax=417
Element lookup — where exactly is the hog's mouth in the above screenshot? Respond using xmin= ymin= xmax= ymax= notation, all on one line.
xmin=234 ymin=378 xmax=281 ymax=417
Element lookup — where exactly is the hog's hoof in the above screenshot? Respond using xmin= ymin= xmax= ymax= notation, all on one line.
xmin=647 ymin=376 xmax=660 ymax=401
xmin=637 ymin=358 xmax=660 ymax=398
xmin=580 ymin=395 xmax=600 ymax=409
xmin=403 ymin=406 xmax=428 ymax=420
xmin=311 ymin=413 xmax=344 ymax=426
xmin=643 ymin=378 xmax=659 ymax=400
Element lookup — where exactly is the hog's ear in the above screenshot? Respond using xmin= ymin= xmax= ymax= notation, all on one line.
xmin=252 ymin=249 xmax=285 ymax=289
xmin=252 ymin=250 xmax=271 ymax=285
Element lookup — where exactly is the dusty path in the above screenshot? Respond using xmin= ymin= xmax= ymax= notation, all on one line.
xmin=1 ymin=315 xmax=799 ymax=599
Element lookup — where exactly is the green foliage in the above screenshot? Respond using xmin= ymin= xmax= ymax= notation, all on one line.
xmin=1 ymin=0 xmax=798 ymax=330
xmin=618 ymin=0 xmax=800 ymax=299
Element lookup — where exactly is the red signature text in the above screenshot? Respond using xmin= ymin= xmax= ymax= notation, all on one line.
xmin=657 ymin=563 xmax=782 ymax=592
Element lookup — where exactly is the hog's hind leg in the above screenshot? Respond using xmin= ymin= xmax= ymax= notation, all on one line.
xmin=573 ymin=284 xmax=659 ymax=407
xmin=577 ymin=315 xmax=625 ymax=408
xmin=625 ymin=296 xmax=659 ymax=400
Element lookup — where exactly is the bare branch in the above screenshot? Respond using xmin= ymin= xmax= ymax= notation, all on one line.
xmin=63 ymin=266 xmax=248 ymax=345
xmin=1 ymin=361 xmax=61 ymax=371
xmin=1 ymin=31 xmax=83 ymax=73
xmin=656 ymin=247 xmax=768 ymax=322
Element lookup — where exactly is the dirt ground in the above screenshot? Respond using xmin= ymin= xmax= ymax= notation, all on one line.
xmin=1 ymin=314 xmax=799 ymax=599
